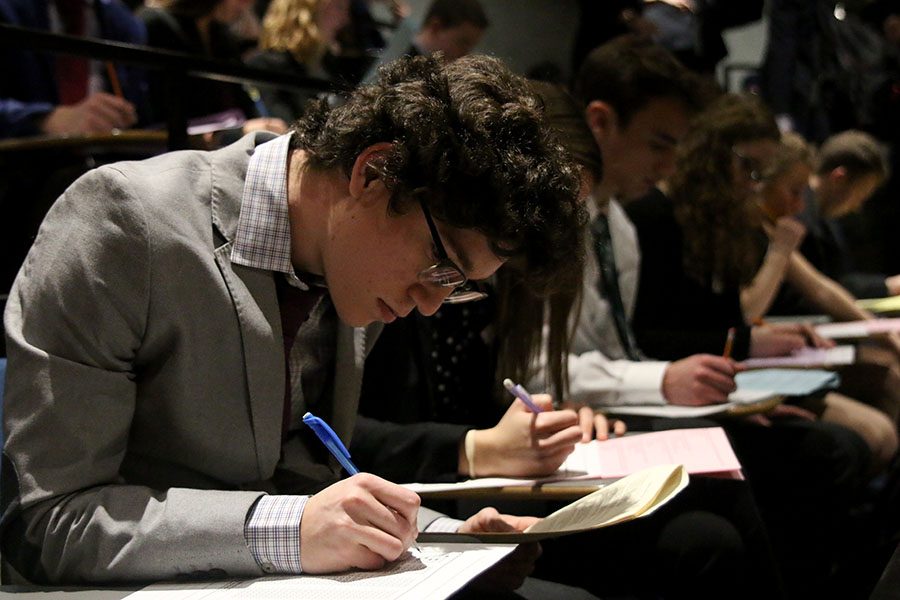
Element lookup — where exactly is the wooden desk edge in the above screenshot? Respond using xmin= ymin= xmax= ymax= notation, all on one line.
xmin=418 ymin=485 xmax=603 ymax=501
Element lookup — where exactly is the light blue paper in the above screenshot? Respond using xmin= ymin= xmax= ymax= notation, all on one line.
xmin=735 ymin=369 xmax=841 ymax=396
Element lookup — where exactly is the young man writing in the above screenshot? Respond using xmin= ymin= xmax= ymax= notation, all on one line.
xmin=0 ymin=54 xmax=585 ymax=585
xmin=562 ymin=35 xmax=741 ymax=409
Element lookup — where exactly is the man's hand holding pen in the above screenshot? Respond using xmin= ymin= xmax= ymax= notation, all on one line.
xmin=300 ymin=412 xmax=420 ymax=573
xmin=299 ymin=474 xmax=420 ymax=573
xmin=662 ymin=354 xmax=739 ymax=406
xmin=41 ymin=92 xmax=137 ymax=136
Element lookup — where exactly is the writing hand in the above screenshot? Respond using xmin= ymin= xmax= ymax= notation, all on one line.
xmin=41 ymin=92 xmax=137 ymax=135
xmin=663 ymin=354 xmax=738 ymax=406
xmin=299 ymin=474 xmax=420 ymax=573
xmin=470 ymin=394 xmax=581 ymax=477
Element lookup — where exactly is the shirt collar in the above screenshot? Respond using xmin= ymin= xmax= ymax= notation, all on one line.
xmin=231 ymin=133 xmax=307 ymax=286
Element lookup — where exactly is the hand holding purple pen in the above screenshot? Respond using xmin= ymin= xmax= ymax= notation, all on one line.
xmin=502 ymin=378 xmax=544 ymax=413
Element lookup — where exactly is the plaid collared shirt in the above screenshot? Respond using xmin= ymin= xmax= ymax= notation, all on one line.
xmin=234 ymin=133 xmax=309 ymax=574
xmin=232 ymin=133 xmax=309 ymax=289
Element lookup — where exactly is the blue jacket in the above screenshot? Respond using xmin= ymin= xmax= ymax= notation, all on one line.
xmin=0 ymin=0 xmax=148 ymax=138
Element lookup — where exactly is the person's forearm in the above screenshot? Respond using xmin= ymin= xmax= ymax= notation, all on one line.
xmin=741 ymin=242 xmax=793 ymax=320
xmin=566 ymin=350 xmax=668 ymax=407
xmin=787 ymin=251 xmax=870 ymax=321
xmin=458 ymin=430 xmax=473 ymax=477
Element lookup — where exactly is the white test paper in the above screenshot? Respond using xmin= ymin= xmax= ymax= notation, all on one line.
xmin=741 ymin=345 xmax=856 ymax=369
xmin=125 ymin=543 xmax=516 ymax=600
xmin=605 ymin=388 xmax=775 ymax=418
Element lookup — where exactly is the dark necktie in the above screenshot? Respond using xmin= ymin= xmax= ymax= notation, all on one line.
xmin=275 ymin=276 xmax=325 ymax=438
xmin=54 ymin=0 xmax=89 ymax=104
xmin=592 ymin=213 xmax=642 ymax=361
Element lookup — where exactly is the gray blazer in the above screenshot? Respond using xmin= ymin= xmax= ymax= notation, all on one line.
xmin=1 ymin=133 xmax=385 ymax=583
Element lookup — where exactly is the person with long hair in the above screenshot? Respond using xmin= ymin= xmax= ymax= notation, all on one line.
xmin=627 ymin=93 xmax=890 ymax=597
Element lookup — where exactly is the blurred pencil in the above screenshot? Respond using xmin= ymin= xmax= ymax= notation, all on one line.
xmin=723 ymin=327 xmax=736 ymax=358
xmin=105 ymin=61 xmax=123 ymax=98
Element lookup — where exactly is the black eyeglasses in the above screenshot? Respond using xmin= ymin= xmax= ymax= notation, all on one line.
xmin=415 ymin=195 xmax=488 ymax=304
xmin=732 ymin=147 xmax=768 ymax=184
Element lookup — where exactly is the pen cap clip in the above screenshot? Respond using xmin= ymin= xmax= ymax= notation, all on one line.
xmin=302 ymin=412 xmax=352 ymax=457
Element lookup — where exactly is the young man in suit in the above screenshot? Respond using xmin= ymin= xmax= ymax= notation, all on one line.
xmin=1 ymin=54 xmax=586 ymax=590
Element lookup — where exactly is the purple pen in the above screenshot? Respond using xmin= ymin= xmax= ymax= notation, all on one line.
xmin=502 ymin=378 xmax=544 ymax=413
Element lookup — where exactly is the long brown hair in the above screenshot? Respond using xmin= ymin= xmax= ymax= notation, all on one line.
xmin=493 ymin=82 xmax=594 ymax=401
xmin=670 ymin=94 xmax=779 ymax=288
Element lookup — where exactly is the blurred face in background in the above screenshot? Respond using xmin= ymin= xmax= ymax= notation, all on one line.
xmin=589 ymin=97 xmax=690 ymax=201
xmin=762 ymin=160 xmax=812 ymax=218
xmin=429 ymin=21 xmax=484 ymax=61
xmin=817 ymin=170 xmax=883 ymax=218
xmin=317 ymin=0 xmax=350 ymax=44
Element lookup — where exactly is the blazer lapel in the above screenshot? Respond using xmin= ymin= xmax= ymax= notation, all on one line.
xmin=214 ymin=246 xmax=284 ymax=477
xmin=209 ymin=133 xmax=285 ymax=477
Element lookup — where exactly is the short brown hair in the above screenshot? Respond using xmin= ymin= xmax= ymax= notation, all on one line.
xmin=574 ymin=34 xmax=711 ymax=126
xmin=816 ymin=130 xmax=888 ymax=182
xmin=765 ymin=132 xmax=816 ymax=181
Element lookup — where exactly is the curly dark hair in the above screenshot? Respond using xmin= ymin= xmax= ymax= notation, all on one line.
xmin=670 ymin=93 xmax=780 ymax=288
xmin=290 ymin=54 xmax=586 ymax=295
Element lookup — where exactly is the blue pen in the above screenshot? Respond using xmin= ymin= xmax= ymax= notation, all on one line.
xmin=502 ymin=378 xmax=544 ymax=413
xmin=302 ymin=412 xmax=359 ymax=475
xmin=303 ymin=412 xmax=422 ymax=552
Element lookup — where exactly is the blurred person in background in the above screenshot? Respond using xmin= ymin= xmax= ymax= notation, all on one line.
xmin=139 ymin=0 xmax=287 ymax=138
xmin=246 ymin=0 xmax=350 ymax=124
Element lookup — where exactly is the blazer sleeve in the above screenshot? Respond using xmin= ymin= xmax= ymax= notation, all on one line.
xmin=1 ymin=166 xmax=265 ymax=584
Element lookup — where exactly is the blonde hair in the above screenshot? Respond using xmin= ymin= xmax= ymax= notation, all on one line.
xmin=260 ymin=0 xmax=324 ymax=64
xmin=765 ymin=132 xmax=816 ymax=181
